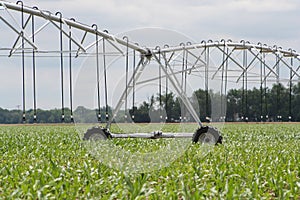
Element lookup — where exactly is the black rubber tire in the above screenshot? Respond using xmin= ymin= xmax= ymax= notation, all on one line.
xmin=83 ymin=127 xmax=111 ymax=141
xmin=192 ymin=126 xmax=222 ymax=145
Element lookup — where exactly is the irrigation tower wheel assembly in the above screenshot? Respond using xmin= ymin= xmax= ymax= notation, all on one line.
xmin=83 ymin=127 xmax=111 ymax=141
xmin=83 ymin=126 xmax=223 ymax=145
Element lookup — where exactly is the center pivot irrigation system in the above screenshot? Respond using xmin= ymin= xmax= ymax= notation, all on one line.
xmin=1 ymin=1 xmax=300 ymax=145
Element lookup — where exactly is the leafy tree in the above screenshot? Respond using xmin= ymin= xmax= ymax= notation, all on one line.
xmin=226 ymin=89 xmax=242 ymax=121
xmin=292 ymin=82 xmax=300 ymax=121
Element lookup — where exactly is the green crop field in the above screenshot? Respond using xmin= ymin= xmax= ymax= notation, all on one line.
xmin=0 ymin=123 xmax=299 ymax=199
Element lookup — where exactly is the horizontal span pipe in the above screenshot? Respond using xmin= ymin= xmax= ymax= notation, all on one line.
xmin=111 ymin=132 xmax=194 ymax=139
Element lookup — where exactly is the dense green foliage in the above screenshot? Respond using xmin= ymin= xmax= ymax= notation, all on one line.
xmin=0 ymin=124 xmax=299 ymax=199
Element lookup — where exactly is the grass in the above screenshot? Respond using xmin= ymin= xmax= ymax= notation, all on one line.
xmin=0 ymin=123 xmax=299 ymax=199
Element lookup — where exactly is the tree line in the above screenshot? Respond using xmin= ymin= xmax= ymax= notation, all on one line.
xmin=0 ymin=82 xmax=299 ymax=124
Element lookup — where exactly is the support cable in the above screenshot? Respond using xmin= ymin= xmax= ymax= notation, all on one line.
xmin=275 ymin=50 xmax=280 ymax=121
xmin=69 ymin=18 xmax=75 ymax=123
xmin=132 ymin=48 xmax=136 ymax=122
xmin=184 ymin=48 xmax=188 ymax=121
xmin=180 ymin=43 xmax=185 ymax=90
xmin=180 ymin=43 xmax=185 ymax=121
xmin=289 ymin=49 xmax=293 ymax=122
xmin=92 ymin=24 xmax=101 ymax=122
xmin=124 ymin=36 xmax=129 ymax=122
xmin=259 ymin=43 xmax=263 ymax=122
xmin=184 ymin=48 xmax=188 ymax=93
xmin=224 ymin=46 xmax=229 ymax=121
xmin=220 ymin=41 xmax=225 ymax=121
xmin=56 ymin=12 xmax=64 ymax=122
xmin=205 ymin=46 xmax=209 ymax=120
xmin=245 ymin=50 xmax=248 ymax=122
xmin=17 ymin=1 xmax=26 ymax=123
xmin=242 ymin=64 xmax=245 ymax=120
xmin=155 ymin=46 xmax=162 ymax=122
xmin=32 ymin=8 xmax=37 ymax=122
xmin=165 ymin=52 xmax=169 ymax=121
xmin=264 ymin=53 xmax=268 ymax=121
xmin=241 ymin=40 xmax=248 ymax=122
xmin=103 ymin=37 xmax=109 ymax=122
xmin=164 ymin=50 xmax=169 ymax=122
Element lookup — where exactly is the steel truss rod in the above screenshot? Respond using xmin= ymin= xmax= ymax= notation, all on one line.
xmin=0 ymin=16 xmax=37 ymax=49
xmin=262 ymin=52 xmax=294 ymax=83
xmin=292 ymin=57 xmax=300 ymax=79
xmin=135 ymin=63 xmax=204 ymax=86
xmin=248 ymin=48 xmax=278 ymax=82
xmin=273 ymin=52 xmax=300 ymax=79
xmin=185 ymin=48 xmax=207 ymax=66
xmin=9 ymin=20 xmax=50 ymax=56
xmin=215 ymin=45 xmax=245 ymax=75
xmin=236 ymin=51 xmax=260 ymax=83
xmin=1 ymin=1 xmax=35 ymax=45
xmin=212 ymin=46 xmax=235 ymax=79
xmin=8 ymin=14 xmax=31 ymax=57
xmin=40 ymin=11 xmax=86 ymax=53
xmin=0 ymin=0 xmax=147 ymax=54
xmin=75 ymin=31 xmax=87 ymax=57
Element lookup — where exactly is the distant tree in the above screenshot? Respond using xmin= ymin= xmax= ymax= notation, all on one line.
xmin=193 ymin=89 xmax=211 ymax=121
xmin=292 ymin=82 xmax=300 ymax=121
xmin=226 ymin=89 xmax=242 ymax=121
xmin=1 ymin=82 xmax=300 ymax=124
xmin=134 ymin=101 xmax=151 ymax=123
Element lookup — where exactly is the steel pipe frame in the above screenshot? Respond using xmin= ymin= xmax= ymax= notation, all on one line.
xmin=106 ymin=56 xmax=148 ymax=129
xmin=0 ymin=0 xmax=148 ymax=54
xmin=153 ymin=53 xmax=203 ymax=127
xmin=1 ymin=0 xmax=300 ymax=126
xmin=156 ymin=43 xmax=299 ymax=91
xmin=0 ymin=1 xmax=130 ymax=61
xmin=1 ymin=1 xmax=300 ymax=60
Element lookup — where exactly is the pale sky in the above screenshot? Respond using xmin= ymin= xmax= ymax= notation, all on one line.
xmin=0 ymin=0 xmax=300 ymax=110
xmin=19 ymin=0 xmax=300 ymax=47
